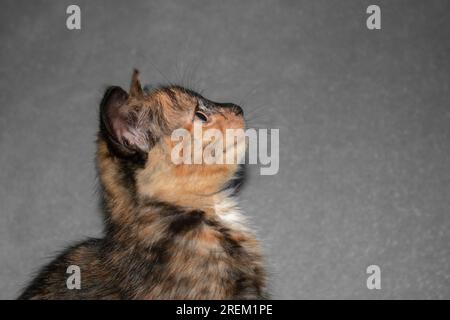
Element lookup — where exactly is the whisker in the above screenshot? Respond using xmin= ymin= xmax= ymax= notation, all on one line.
xmin=237 ymin=82 xmax=264 ymax=107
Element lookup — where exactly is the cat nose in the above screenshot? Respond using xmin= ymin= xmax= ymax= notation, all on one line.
xmin=214 ymin=102 xmax=244 ymax=116
xmin=231 ymin=104 xmax=244 ymax=116
xmin=222 ymin=103 xmax=243 ymax=116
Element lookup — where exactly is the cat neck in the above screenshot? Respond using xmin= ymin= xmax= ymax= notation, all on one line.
xmin=96 ymin=139 xmax=247 ymax=240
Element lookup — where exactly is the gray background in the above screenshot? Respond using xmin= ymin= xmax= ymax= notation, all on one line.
xmin=1 ymin=0 xmax=449 ymax=299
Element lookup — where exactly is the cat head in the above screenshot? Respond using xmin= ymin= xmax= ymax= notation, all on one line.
xmin=97 ymin=70 xmax=245 ymax=209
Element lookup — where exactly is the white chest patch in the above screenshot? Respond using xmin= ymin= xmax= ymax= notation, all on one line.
xmin=214 ymin=196 xmax=250 ymax=232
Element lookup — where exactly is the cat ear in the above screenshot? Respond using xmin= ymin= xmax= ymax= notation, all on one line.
xmin=130 ymin=69 xmax=144 ymax=98
xmin=100 ymin=86 xmax=149 ymax=156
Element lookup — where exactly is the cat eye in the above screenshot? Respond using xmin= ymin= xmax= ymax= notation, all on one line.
xmin=194 ymin=111 xmax=208 ymax=123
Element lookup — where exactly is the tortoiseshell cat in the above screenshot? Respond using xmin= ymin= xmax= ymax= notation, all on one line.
xmin=19 ymin=70 xmax=267 ymax=299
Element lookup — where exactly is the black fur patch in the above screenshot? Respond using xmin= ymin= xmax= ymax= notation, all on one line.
xmin=168 ymin=210 xmax=205 ymax=234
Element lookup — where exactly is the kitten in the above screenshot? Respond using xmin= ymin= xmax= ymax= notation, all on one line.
xmin=19 ymin=70 xmax=267 ymax=299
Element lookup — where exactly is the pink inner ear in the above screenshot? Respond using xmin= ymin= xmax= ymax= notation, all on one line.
xmin=111 ymin=114 xmax=148 ymax=152
xmin=102 ymin=86 xmax=149 ymax=152
xmin=111 ymin=115 xmax=130 ymax=146
xmin=123 ymin=129 xmax=149 ymax=152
